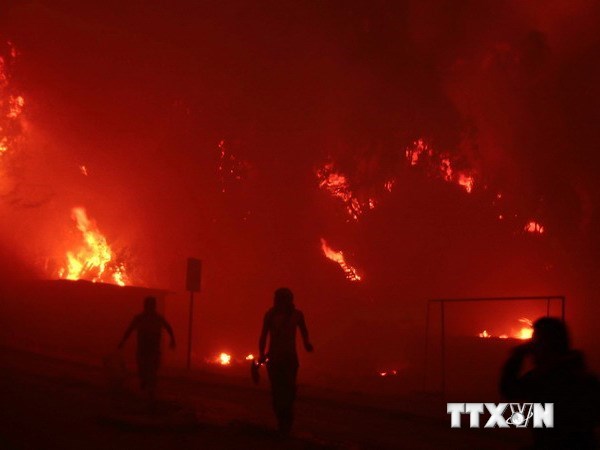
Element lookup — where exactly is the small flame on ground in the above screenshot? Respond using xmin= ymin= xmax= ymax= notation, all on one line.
xmin=477 ymin=318 xmax=533 ymax=340
xmin=217 ymin=352 xmax=231 ymax=365
xmin=245 ymin=354 xmax=255 ymax=360
xmin=320 ymin=238 xmax=362 ymax=282
xmin=515 ymin=318 xmax=533 ymax=339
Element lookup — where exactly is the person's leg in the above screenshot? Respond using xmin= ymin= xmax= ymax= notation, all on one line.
xmin=137 ymin=352 xmax=160 ymax=398
xmin=278 ymin=363 xmax=298 ymax=435
xmin=267 ymin=362 xmax=287 ymax=432
xmin=145 ymin=353 xmax=160 ymax=401
xmin=136 ymin=353 xmax=148 ymax=391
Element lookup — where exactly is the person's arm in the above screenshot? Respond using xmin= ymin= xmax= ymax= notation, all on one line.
xmin=259 ymin=312 xmax=270 ymax=362
xmin=118 ymin=316 xmax=139 ymax=349
xmin=161 ymin=316 xmax=176 ymax=349
xmin=298 ymin=312 xmax=313 ymax=352
xmin=499 ymin=343 xmax=532 ymax=399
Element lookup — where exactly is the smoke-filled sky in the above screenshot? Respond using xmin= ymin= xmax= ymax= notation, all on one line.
xmin=1 ymin=0 xmax=599 ymax=375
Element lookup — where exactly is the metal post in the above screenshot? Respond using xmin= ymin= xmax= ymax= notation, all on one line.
xmin=440 ymin=301 xmax=446 ymax=396
xmin=424 ymin=301 xmax=431 ymax=390
xmin=187 ymin=290 xmax=194 ymax=370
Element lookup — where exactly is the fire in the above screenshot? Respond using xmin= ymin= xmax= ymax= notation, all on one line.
xmin=59 ymin=207 xmax=128 ymax=286
xmin=405 ymin=139 xmax=432 ymax=166
xmin=7 ymin=95 xmax=24 ymax=119
xmin=217 ymin=352 xmax=231 ymax=365
xmin=477 ymin=318 xmax=533 ymax=340
xmin=320 ymin=238 xmax=362 ymax=282
xmin=316 ymin=161 xmax=364 ymax=220
xmin=0 ymin=40 xmax=24 ymax=159
xmin=524 ymin=220 xmax=545 ymax=234
xmin=515 ymin=318 xmax=533 ymax=339
xmin=405 ymin=139 xmax=475 ymax=194
xmin=245 ymin=354 xmax=255 ymax=360
xmin=457 ymin=173 xmax=474 ymax=193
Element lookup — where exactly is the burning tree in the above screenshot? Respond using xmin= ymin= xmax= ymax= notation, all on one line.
xmin=0 ymin=40 xmax=25 ymax=195
xmin=58 ymin=207 xmax=129 ymax=286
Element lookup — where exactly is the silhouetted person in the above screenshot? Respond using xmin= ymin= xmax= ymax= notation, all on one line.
xmin=119 ymin=296 xmax=176 ymax=399
xmin=500 ymin=317 xmax=599 ymax=449
xmin=259 ymin=287 xmax=313 ymax=435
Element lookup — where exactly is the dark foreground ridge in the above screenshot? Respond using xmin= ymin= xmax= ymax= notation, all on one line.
xmin=0 ymin=346 xmax=533 ymax=450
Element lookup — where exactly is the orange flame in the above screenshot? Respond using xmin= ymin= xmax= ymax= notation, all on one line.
xmin=405 ymin=139 xmax=475 ymax=194
xmin=477 ymin=318 xmax=533 ymax=340
xmin=217 ymin=352 xmax=231 ymax=365
xmin=524 ymin=221 xmax=545 ymax=234
xmin=515 ymin=318 xmax=533 ymax=339
xmin=457 ymin=173 xmax=474 ymax=193
xmin=316 ymin=162 xmax=362 ymax=220
xmin=405 ymin=139 xmax=432 ymax=166
xmin=59 ymin=207 xmax=128 ymax=286
xmin=7 ymin=95 xmax=24 ymax=119
xmin=320 ymin=238 xmax=362 ymax=282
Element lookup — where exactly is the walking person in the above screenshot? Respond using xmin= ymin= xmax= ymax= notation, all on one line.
xmin=119 ymin=296 xmax=176 ymax=400
xmin=259 ymin=287 xmax=313 ymax=435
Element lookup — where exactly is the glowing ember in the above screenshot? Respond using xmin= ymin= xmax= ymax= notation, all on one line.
xmin=79 ymin=165 xmax=88 ymax=176
xmin=477 ymin=318 xmax=533 ymax=340
xmin=378 ymin=369 xmax=399 ymax=377
xmin=320 ymin=238 xmax=362 ymax=282
xmin=524 ymin=220 xmax=545 ymax=234
xmin=217 ymin=139 xmax=248 ymax=193
xmin=245 ymin=354 xmax=255 ymax=360
xmin=58 ymin=207 xmax=129 ymax=286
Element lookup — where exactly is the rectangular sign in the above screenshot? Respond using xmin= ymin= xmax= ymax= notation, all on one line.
xmin=186 ymin=258 xmax=202 ymax=292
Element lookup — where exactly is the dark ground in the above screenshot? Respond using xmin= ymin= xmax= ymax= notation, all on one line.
xmin=0 ymin=347 xmax=535 ymax=449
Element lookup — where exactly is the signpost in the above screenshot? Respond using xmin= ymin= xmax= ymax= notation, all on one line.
xmin=185 ymin=258 xmax=202 ymax=369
